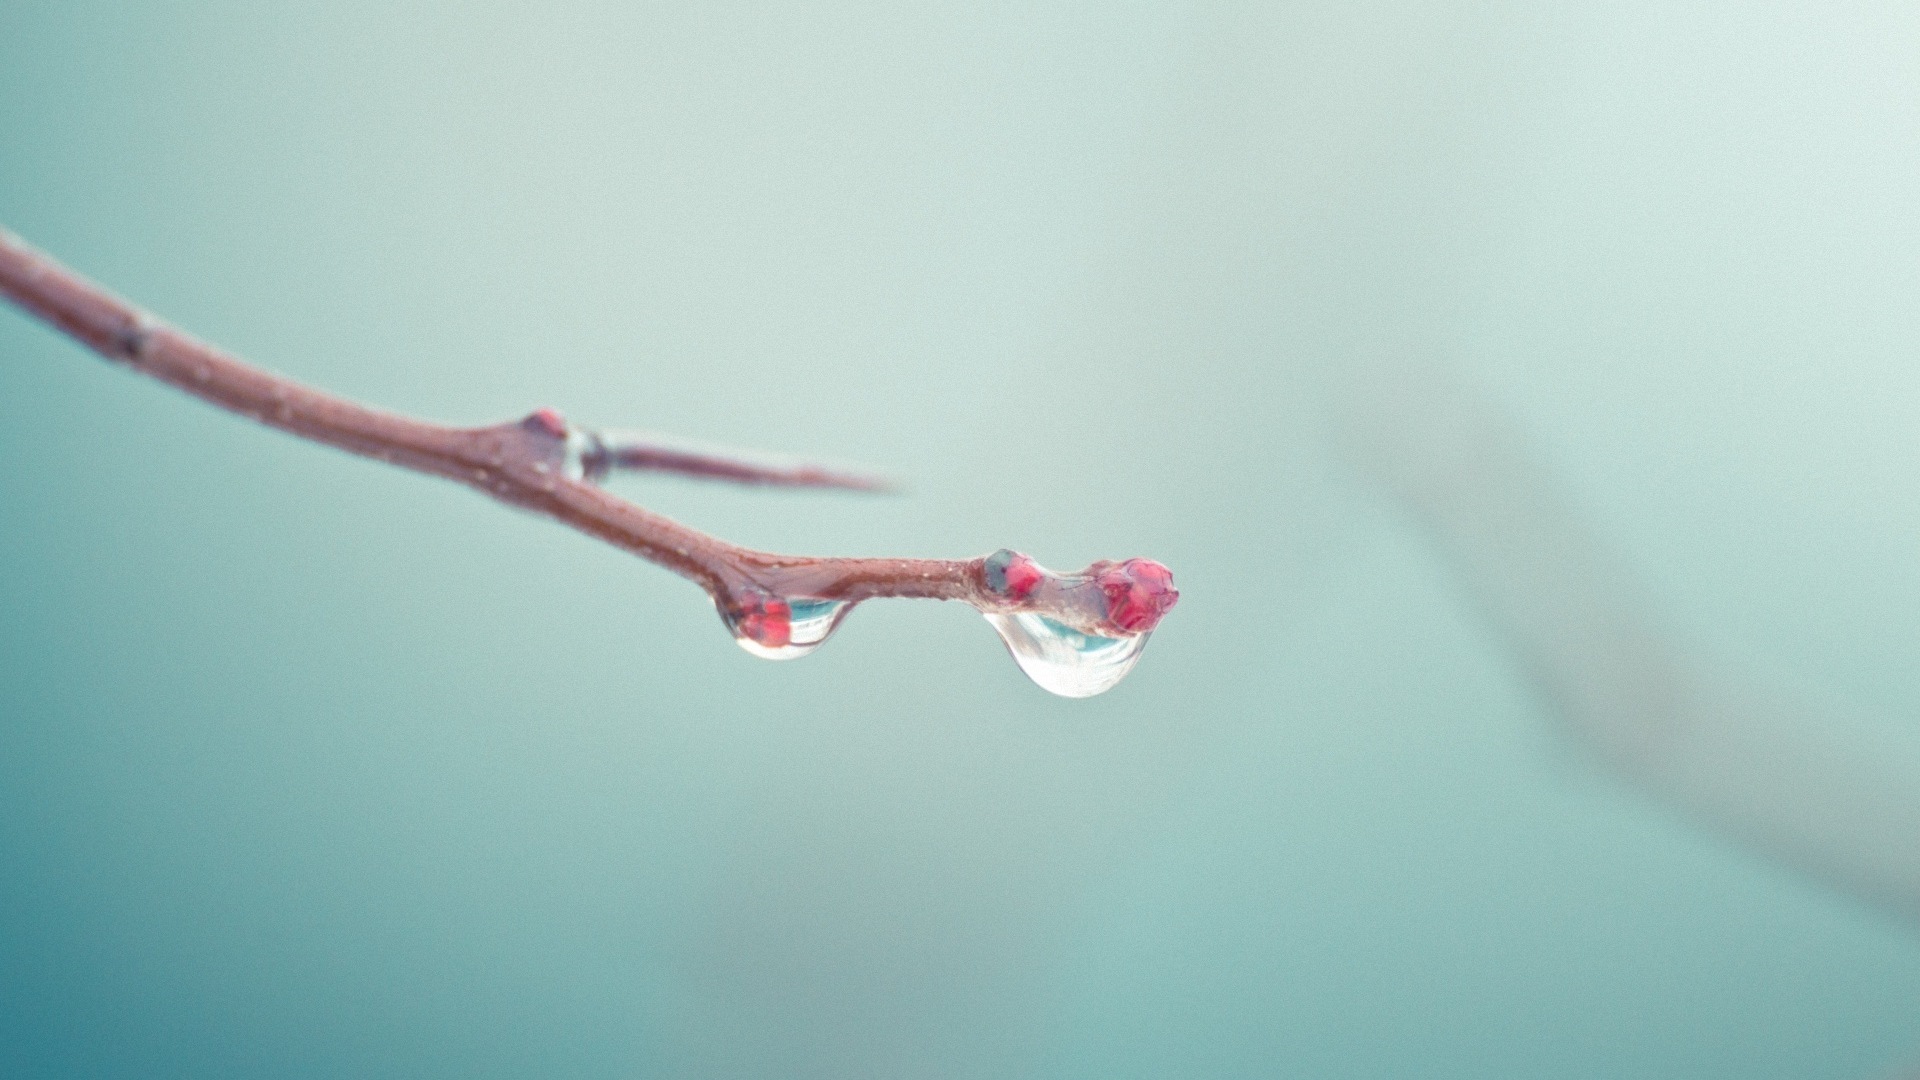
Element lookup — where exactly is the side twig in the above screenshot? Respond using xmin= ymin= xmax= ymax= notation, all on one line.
xmin=575 ymin=426 xmax=896 ymax=492
xmin=0 ymin=228 xmax=1176 ymax=693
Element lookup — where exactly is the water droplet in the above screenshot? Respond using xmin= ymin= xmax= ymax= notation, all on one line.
xmin=984 ymin=611 xmax=1150 ymax=698
xmin=561 ymin=428 xmax=606 ymax=482
xmin=724 ymin=594 xmax=853 ymax=660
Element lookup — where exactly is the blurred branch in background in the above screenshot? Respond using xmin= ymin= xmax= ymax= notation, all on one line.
xmin=1147 ymin=1 xmax=1920 ymax=932
xmin=1320 ymin=355 xmax=1920 ymax=923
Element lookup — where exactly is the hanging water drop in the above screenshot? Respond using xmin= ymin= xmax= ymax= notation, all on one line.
xmin=723 ymin=593 xmax=854 ymax=660
xmin=984 ymin=611 xmax=1151 ymax=698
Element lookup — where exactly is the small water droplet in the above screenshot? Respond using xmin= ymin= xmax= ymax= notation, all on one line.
xmin=984 ymin=612 xmax=1150 ymax=698
xmin=724 ymin=594 xmax=854 ymax=660
xmin=561 ymin=428 xmax=605 ymax=482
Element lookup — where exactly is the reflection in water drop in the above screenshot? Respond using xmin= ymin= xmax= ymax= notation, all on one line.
xmin=725 ymin=596 xmax=854 ymax=660
xmin=985 ymin=611 xmax=1151 ymax=698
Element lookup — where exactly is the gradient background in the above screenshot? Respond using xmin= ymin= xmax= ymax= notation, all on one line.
xmin=4 ymin=3 xmax=1920 ymax=1077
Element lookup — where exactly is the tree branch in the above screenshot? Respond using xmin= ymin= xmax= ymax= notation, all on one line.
xmin=0 ymin=227 xmax=1176 ymax=691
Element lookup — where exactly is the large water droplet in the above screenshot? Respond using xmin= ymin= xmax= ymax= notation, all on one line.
xmin=724 ymin=595 xmax=854 ymax=660
xmin=984 ymin=611 xmax=1150 ymax=698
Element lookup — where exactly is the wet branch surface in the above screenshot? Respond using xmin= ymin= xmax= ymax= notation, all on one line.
xmin=0 ymin=228 xmax=1176 ymax=663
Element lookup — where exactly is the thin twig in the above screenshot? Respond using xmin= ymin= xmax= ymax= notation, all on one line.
xmin=578 ymin=427 xmax=895 ymax=492
xmin=0 ymin=227 xmax=1176 ymax=652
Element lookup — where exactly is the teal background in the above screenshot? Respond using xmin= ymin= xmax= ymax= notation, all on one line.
xmin=4 ymin=2 xmax=1919 ymax=1077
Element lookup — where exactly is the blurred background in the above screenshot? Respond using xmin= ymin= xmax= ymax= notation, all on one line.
xmin=4 ymin=2 xmax=1919 ymax=1076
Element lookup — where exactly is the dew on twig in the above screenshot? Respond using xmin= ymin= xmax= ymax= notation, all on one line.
xmin=722 ymin=593 xmax=855 ymax=660
xmin=980 ymin=549 xmax=1176 ymax=697
xmin=984 ymin=611 xmax=1153 ymax=698
xmin=713 ymin=550 xmax=1177 ymax=698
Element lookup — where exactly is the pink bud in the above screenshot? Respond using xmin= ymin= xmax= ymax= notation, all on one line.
xmin=984 ymin=549 xmax=1046 ymax=600
xmin=737 ymin=595 xmax=793 ymax=649
xmin=1095 ymin=558 xmax=1179 ymax=634
xmin=524 ymin=408 xmax=569 ymax=438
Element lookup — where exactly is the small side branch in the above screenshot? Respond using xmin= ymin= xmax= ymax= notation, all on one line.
xmin=574 ymin=424 xmax=893 ymax=492
xmin=0 ymin=227 xmax=1175 ymax=658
